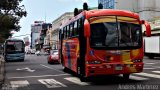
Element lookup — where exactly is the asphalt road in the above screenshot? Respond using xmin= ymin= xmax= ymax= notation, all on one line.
xmin=2 ymin=54 xmax=160 ymax=90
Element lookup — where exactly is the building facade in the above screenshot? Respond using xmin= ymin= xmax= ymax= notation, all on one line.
xmin=31 ymin=21 xmax=43 ymax=49
xmin=98 ymin=0 xmax=160 ymax=21
xmin=50 ymin=12 xmax=73 ymax=49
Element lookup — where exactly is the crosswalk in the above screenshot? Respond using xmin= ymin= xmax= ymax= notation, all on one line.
xmin=4 ymin=70 xmax=160 ymax=89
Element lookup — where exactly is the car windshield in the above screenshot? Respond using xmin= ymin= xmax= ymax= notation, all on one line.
xmin=89 ymin=16 xmax=142 ymax=50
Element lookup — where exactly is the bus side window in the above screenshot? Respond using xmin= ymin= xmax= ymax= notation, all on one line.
xmin=78 ymin=18 xmax=84 ymax=34
xmin=67 ymin=25 xmax=70 ymax=38
xmin=77 ymin=19 xmax=82 ymax=36
xmin=74 ymin=21 xmax=78 ymax=36
xmin=63 ymin=27 xmax=66 ymax=39
xmin=70 ymin=23 xmax=73 ymax=37
xmin=65 ymin=27 xmax=67 ymax=39
xmin=72 ymin=22 xmax=75 ymax=37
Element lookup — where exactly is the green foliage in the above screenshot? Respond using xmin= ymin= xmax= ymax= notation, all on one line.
xmin=0 ymin=0 xmax=27 ymax=43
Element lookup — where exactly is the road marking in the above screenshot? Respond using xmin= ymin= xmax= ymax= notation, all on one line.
xmin=129 ymin=75 xmax=149 ymax=80
xmin=38 ymin=79 xmax=67 ymax=88
xmin=134 ymin=72 xmax=160 ymax=79
xmin=152 ymin=71 xmax=160 ymax=74
xmin=40 ymin=64 xmax=64 ymax=73
xmin=119 ymin=75 xmax=149 ymax=80
xmin=64 ymin=77 xmax=90 ymax=86
xmin=16 ymin=67 xmax=35 ymax=72
xmin=143 ymin=68 xmax=156 ymax=70
xmin=8 ymin=74 xmax=69 ymax=79
xmin=145 ymin=63 xmax=156 ymax=65
xmin=10 ymin=80 xmax=29 ymax=89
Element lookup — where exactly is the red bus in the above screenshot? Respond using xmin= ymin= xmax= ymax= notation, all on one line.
xmin=59 ymin=9 xmax=151 ymax=81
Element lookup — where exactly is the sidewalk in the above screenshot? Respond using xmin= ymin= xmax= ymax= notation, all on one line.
xmin=0 ymin=55 xmax=5 ymax=86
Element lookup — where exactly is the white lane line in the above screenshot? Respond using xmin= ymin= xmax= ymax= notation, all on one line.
xmin=143 ymin=68 xmax=156 ymax=70
xmin=152 ymin=71 xmax=160 ymax=74
xmin=129 ymin=75 xmax=149 ymax=80
xmin=38 ymin=79 xmax=67 ymax=88
xmin=145 ymin=63 xmax=156 ymax=65
xmin=10 ymin=80 xmax=29 ymax=89
xmin=64 ymin=77 xmax=90 ymax=86
xmin=40 ymin=64 xmax=64 ymax=73
xmin=134 ymin=73 xmax=160 ymax=79
xmin=119 ymin=75 xmax=149 ymax=80
xmin=8 ymin=74 xmax=69 ymax=79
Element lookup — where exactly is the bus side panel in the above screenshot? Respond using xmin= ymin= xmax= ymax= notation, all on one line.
xmin=69 ymin=38 xmax=79 ymax=72
xmin=62 ymin=38 xmax=79 ymax=72
xmin=62 ymin=40 xmax=69 ymax=69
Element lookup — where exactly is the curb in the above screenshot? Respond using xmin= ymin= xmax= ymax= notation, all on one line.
xmin=0 ymin=55 xmax=5 ymax=86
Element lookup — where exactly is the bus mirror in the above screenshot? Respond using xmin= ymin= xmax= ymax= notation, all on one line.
xmin=84 ymin=19 xmax=90 ymax=37
xmin=142 ymin=20 xmax=151 ymax=37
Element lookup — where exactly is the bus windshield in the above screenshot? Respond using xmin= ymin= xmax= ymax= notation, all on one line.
xmin=90 ymin=16 xmax=142 ymax=50
xmin=6 ymin=41 xmax=24 ymax=53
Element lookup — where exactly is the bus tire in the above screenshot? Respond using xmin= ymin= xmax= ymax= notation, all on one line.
xmin=61 ymin=57 xmax=67 ymax=72
xmin=123 ymin=74 xmax=130 ymax=80
xmin=80 ymin=76 xmax=87 ymax=82
xmin=77 ymin=59 xmax=87 ymax=82
xmin=148 ymin=55 xmax=154 ymax=59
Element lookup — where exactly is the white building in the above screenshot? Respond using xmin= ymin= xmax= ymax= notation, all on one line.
xmin=31 ymin=21 xmax=44 ymax=49
xmin=50 ymin=12 xmax=73 ymax=49
xmin=98 ymin=0 xmax=160 ymax=21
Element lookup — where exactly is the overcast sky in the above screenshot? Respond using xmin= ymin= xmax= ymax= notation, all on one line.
xmin=12 ymin=0 xmax=98 ymax=40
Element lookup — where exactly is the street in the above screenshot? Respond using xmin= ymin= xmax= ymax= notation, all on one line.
xmin=2 ymin=55 xmax=160 ymax=90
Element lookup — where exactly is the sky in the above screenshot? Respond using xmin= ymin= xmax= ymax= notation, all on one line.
xmin=12 ymin=0 xmax=98 ymax=40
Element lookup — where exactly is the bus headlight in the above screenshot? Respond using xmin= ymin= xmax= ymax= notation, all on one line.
xmin=87 ymin=60 xmax=101 ymax=64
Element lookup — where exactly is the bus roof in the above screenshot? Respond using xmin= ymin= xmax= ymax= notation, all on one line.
xmin=86 ymin=9 xmax=139 ymax=19
xmin=60 ymin=9 xmax=140 ymax=28
xmin=5 ymin=38 xmax=24 ymax=42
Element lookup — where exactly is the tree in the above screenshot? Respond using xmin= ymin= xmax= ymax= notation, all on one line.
xmin=83 ymin=2 xmax=88 ymax=11
xmin=0 ymin=0 xmax=27 ymax=43
xmin=98 ymin=3 xmax=103 ymax=9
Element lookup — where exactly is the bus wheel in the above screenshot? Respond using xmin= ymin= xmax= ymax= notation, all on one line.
xmin=123 ymin=74 xmax=130 ymax=80
xmin=77 ymin=60 xmax=87 ymax=82
xmin=148 ymin=55 xmax=154 ymax=59
xmin=80 ymin=76 xmax=87 ymax=82
xmin=21 ymin=59 xmax=24 ymax=62
xmin=62 ymin=61 xmax=67 ymax=72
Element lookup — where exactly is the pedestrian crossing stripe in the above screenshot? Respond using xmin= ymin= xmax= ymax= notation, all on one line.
xmin=64 ymin=77 xmax=90 ymax=86
xmin=38 ymin=79 xmax=67 ymax=88
xmin=152 ymin=71 xmax=160 ymax=74
xmin=8 ymin=72 xmax=160 ymax=89
xmin=134 ymin=72 xmax=160 ymax=79
xmin=128 ymin=75 xmax=149 ymax=80
xmin=143 ymin=68 xmax=156 ymax=70
xmin=119 ymin=74 xmax=149 ymax=80
xmin=145 ymin=63 xmax=156 ymax=65
xmin=10 ymin=80 xmax=29 ymax=89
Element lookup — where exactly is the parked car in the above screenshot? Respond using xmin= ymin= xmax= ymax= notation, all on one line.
xmin=47 ymin=50 xmax=59 ymax=64
xmin=35 ymin=51 xmax=41 ymax=56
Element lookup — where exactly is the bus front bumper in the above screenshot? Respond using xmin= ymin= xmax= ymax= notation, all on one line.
xmin=86 ymin=63 xmax=143 ymax=77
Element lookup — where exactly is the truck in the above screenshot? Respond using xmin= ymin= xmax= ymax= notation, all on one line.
xmin=144 ymin=28 xmax=160 ymax=59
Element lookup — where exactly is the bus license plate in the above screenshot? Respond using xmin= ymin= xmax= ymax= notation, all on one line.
xmin=115 ymin=65 xmax=123 ymax=70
